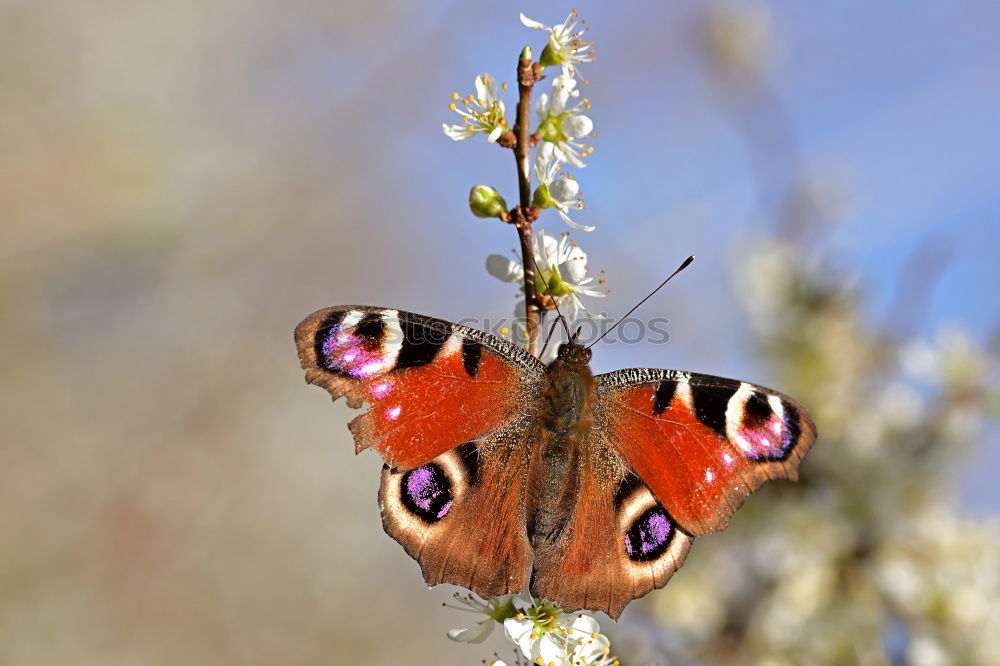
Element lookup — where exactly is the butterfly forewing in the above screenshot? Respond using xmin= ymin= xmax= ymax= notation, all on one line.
xmin=596 ymin=369 xmax=817 ymax=536
xmin=295 ymin=305 xmax=545 ymax=468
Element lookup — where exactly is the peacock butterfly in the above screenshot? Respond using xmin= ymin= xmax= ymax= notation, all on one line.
xmin=294 ymin=305 xmax=816 ymax=619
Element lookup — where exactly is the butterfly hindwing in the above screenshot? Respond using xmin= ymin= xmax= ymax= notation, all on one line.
xmin=528 ymin=440 xmax=694 ymax=620
xmin=596 ymin=369 xmax=817 ymax=536
xmin=295 ymin=306 xmax=545 ymax=468
xmin=379 ymin=425 xmax=536 ymax=598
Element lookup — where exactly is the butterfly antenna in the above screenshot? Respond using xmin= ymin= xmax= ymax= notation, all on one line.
xmin=523 ymin=235 xmax=572 ymax=340
xmin=587 ymin=255 xmax=695 ymax=349
xmin=538 ymin=315 xmax=568 ymax=359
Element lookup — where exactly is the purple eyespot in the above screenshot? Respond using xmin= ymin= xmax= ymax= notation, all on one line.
xmin=731 ymin=392 xmax=802 ymax=461
xmin=400 ymin=464 xmax=453 ymax=523
xmin=319 ymin=314 xmax=392 ymax=378
xmin=625 ymin=507 xmax=673 ymax=562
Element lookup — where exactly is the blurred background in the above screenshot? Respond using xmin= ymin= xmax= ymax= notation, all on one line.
xmin=2 ymin=1 xmax=998 ymax=664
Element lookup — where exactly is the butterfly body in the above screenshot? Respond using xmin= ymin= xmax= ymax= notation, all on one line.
xmin=296 ymin=305 xmax=816 ymax=618
xmin=526 ymin=342 xmax=596 ymax=551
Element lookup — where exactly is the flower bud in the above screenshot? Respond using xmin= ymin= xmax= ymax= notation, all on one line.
xmin=469 ymin=184 xmax=508 ymax=219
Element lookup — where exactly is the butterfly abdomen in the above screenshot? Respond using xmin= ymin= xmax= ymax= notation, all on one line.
xmin=526 ymin=344 xmax=600 ymax=547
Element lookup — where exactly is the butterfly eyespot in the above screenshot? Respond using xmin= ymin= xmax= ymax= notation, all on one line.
xmin=624 ymin=507 xmax=674 ymax=562
xmin=400 ymin=464 xmax=453 ymax=523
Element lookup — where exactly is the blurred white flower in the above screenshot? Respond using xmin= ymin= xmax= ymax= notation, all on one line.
xmin=901 ymin=326 xmax=992 ymax=388
xmin=442 ymin=73 xmax=508 ymax=143
xmin=909 ymin=634 xmax=948 ymax=666
xmin=445 ymin=593 xmax=517 ymax=644
xmin=703 ymin=0 xmax=774 ymax=80
xmin=736 ymin=237 xmax=796 ymax=334
xmin=534 ymin=142 xmax=592 ymax=231
xmin=520 ymin=10 xmax=595 ymax=79
xmin=486 ymin=253 xmax=524 ymax=284
xmin=535 ymin=74 xmax=594 ymax=168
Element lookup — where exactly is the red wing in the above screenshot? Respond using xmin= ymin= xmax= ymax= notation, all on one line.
xmin=597 ymin=369 xmax=817 ymax=535
xmin=295 ymin=306 xmax=545 ymax=469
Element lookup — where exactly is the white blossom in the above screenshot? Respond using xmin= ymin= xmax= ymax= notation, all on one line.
xmin=503 ymin=599 xmax=616 ymax=666
xmin=535 ymin=75 xmax=594 ymax=168
xmin=533 ymin=230 xmax=607 ymax=320
xmin=442 ymin=73 xmax=508 ymax=143
xmin=445 ymin=593 xmax=517 ymax=644
xmin=534 ymin=142 xmax=592 ymax=231
xmin=520 ymin=10 xmax=595 ymax=79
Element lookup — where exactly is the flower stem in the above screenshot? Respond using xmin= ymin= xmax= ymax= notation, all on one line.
xmin=514 ymin=48 xmax=540 ymax=356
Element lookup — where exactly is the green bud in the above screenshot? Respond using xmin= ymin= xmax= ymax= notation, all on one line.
xmin=468 ymin=184 xmax=508 ymax=219
xmin=539 ymin=43 xmax=563 ymax=67
xmin=532 ymin=183 xmax=555 ymax=209
xmin=519 ymin=45 xmax=532 ymax=62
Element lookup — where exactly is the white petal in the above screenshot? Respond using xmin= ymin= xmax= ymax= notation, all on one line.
xmin=535 ymin=93 xmax=550 ymax=121
xmin=537 ymin=140 xmax=560 ymax=161
xmin=549 ymin=176 xmax=579 ymax=201
xmin=538 ymin=632 xmax=570 ymax=663
xmin=561 ymin=148 xmax=587 ymax=168
xmin=446 ymin=619 xmax=494 ymax=644
xmin=535 ymin=230 xmax=559 ymax=266
xmin=519 ymin=13 xmax=549 ymax=30
xmin=474 ymin=72 xmax=498 ymax=104
xmin=487 ymin=125 xmax=504 ymax=143
xmin=559 ymin=255 xmax=588 ymax=285
xmin=562 ymin=114 xmax=593 ymax=138
xmin=565 ymin=613 xmax=601 ymax=635
xmin=503 ymin=616 xmax=533 ymax=643
xmin=486 ymin=254 xmax=524 ymax=283
xmin=561 ymin=295 xmax=581 ymax=320
xmin=552 ymin=74 xmax=578 ymax=94
xmin=442 ymin=123 xmax=475 ymax=140
xmin=573 ymin=633 xmax=611 ymax=662
xmin=566 ymin=242 xmax=587 ymax=266
xmin=550 ymin=90 xmax=568 ymax=115
xmin=557 ymin=208 xmax=595 ymax=232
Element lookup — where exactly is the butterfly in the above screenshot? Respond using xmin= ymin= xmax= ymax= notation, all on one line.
xmin=294 ymin=305 xmax=816 ymax=619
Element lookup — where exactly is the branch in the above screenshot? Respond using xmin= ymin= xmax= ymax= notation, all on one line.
xmin=513 ymin=47 xmax=541 ymax=356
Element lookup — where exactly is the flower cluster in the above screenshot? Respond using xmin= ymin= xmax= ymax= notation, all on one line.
xmin=487 ymin=230 xmax=607 ymax=328
xmin=447 ymin=593 xmax=619 ymax=666
xmin=441 ymin=10 xmax=604 ymax=357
